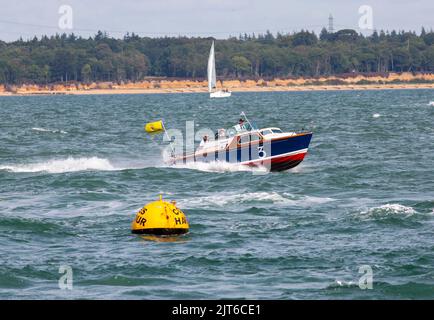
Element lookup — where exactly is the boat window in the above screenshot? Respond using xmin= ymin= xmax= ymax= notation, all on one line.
xmin=250 ymin=133 xmax=260 ymax=142
xmin=260 ymin=130 xmax=272 ymax=135
xmin=238 ymin=134 xmax=249 ymax=145
xmin=234 ymin=124 xmax=248 ymax=133
xmin=227 ymin=128 xmax=237 ymax=137
xmin=244 ymin=123 xmax=253 ymax=131
xmin=217 ymin=128 xmax=227 ymax=139
xmin=237 ymin=133 xmax=261 ymax=145
xmin=271 ymin=128 xmax=283 ymax=134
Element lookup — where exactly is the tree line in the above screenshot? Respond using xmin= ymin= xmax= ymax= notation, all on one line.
xmin=0 ymin=28 xmax=433 ymax=85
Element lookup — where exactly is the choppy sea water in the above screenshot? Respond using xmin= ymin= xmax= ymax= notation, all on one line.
xmin=0 ymin=90 xmax=433 ymax=299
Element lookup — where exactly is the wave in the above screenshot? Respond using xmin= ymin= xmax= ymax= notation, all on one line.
xmin=372 ymin=113 xmax=381 ymax=118
xmin=360 ymin=203 xmax=416 ymax=219
xmin=170 ymin=161 xmax=268 ymax=173
xmin=32 ymin=127 xmax=68 ymax=134
xmin=178 ymin=191 xmax=334 ymax=209
xmin=428 ymin=101 xmax=434 ymax=106
xmin=289 ymin=163 xmax=317 ymax=174
xmin=327 ymin=280 xmax=359 ymax=289
xmin=0 ymin=157 xmax=119 ymax=173
xmin=0 ymin=216 xmax=63 ymax=233
xmin=357 ymin=203 xmax=417 ymax=220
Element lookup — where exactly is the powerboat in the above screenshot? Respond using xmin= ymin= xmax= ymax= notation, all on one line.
xmin=169 ymin=113 xmax=312 ymax=171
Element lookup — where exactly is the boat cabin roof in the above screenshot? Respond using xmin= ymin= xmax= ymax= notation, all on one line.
xmin=259 ymin=127 xmax=283 ymax=133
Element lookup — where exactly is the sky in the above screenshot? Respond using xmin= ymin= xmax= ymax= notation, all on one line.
xmin=0 ymin=0 xmax=432 ymax=42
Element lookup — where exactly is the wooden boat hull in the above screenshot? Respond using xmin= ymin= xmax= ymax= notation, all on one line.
xmin=172 ymin=132 xmax=312 ymax=172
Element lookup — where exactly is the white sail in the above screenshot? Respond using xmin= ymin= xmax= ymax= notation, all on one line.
xmin=207 ymin=41 xmax=217 ymax=92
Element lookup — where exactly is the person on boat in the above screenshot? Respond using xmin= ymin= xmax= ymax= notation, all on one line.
xmin=199 ymin=135 xmax=209 ymax=148
xmin=234 ymin=118 xmax=246 ymax=132
xmin=238 ymin=118 xmax=245 ymax=129
xmin=215 ymin=128 xmax=226 ymax=140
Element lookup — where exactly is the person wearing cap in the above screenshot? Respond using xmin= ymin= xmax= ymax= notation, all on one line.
xmin=199 ymin=135 xmax=209 ymax=148
xmin=234 ymin=118 xmax=246 ymax=132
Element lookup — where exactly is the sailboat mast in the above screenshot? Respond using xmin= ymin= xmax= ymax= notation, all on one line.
xmin=207 ymin=41 xmax=216 ymax=93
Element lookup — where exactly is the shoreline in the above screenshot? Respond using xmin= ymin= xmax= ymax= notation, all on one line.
xmin=1 ymin=72 xmax=434 ymax=96
xmin=0 ymin=83 xmax=433 ymax=96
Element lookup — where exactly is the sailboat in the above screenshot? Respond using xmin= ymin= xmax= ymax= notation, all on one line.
xmin=208 ymin=41 xmax=231 ymax=98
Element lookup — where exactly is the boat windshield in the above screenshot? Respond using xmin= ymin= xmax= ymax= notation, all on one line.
xmin=233 ymin=122 xmax=253 ymax=133
xmin=260 ymin=129 xmax=272 ymax=136
xmin=272 ymin=128 xmax=283 ymax=134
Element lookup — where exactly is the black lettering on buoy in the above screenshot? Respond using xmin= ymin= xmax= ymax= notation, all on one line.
xmin=174 ymin=217 xmax=181 ymax=225
xmin=173 ymin=208 xmax=180 ymax=215
xmin=182 ymin=217 xmax=187 ymax=224
xmin=136 ymin=216 xmax=147 ymax=226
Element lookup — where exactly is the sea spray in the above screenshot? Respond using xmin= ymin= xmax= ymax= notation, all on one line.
xmin=32 ymin=127 xmax=68 ymax=134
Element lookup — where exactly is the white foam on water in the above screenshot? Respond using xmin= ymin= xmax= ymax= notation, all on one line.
xmin=0 ymin=153 xmax=186 ymax=174
xmin=372 ymin=113 xmax=381 ymax=118
xmin=289 ymin=163 xmax=317 ymax=174
xmin=0 ymin=157 xmax=123 ymax=173
xmin=428 ymin=101 xmax=434 ymax=106
xmin=297 ymin=194 xmax=335 ymax=206
xmin=329 ymin=280 xmax=357 ymax=289
xmin=32 ymin=127 xmax=68 ymax=134
xmin=361 ymin=203 xmax=416 ymax=217
xmin=336 ymin=280 xmax=355 ymax=287
xmin=178 ymin=191 xmax=334 ymax=209
xmin=170 ymin=161 xmax=268 ymax=174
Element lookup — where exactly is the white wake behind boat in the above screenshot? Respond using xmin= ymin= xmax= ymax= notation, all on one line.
xmin=208 ymin=41 xmax=231 ymax=98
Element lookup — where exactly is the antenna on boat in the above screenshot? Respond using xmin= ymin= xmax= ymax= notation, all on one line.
xmin=240 ymin=111 xmax=256 ymax=130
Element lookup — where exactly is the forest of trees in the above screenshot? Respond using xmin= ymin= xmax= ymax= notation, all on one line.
xmin=0 ymin=28 xmax=434 ymax=85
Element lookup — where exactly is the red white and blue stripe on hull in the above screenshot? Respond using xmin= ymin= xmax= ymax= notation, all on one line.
xmin=244 ymin=147 xmax=309 ymax=171
xmin=173 ymin=132 xmax=312 ymax=172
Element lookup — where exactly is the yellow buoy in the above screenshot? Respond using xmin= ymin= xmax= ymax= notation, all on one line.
xmin=131 ymin=195 xmax=189 ymax=236
xmin=144 ymin=120 xmax=164 ymax=133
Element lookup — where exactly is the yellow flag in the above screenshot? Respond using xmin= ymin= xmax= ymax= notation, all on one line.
xmin=145 ymin=120 xmax=164 ymax=133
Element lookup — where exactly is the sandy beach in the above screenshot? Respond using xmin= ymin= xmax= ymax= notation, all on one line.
xmin=1 ymin=72 xmax=433 ymax=96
